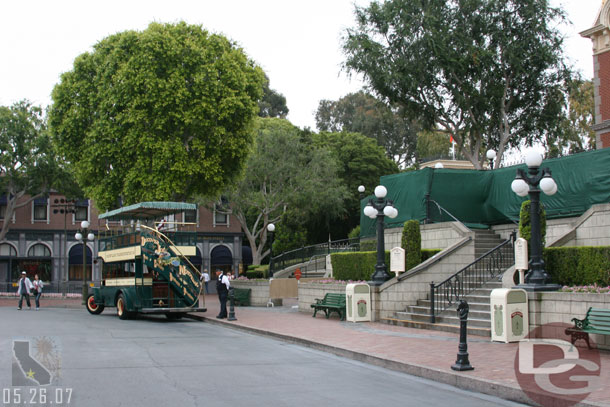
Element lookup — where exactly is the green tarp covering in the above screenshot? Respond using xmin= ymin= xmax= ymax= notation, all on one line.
xmin=360 ymin=149 xmax=610 ymax=238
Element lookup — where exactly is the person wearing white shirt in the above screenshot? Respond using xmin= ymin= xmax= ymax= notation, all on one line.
xmin=17 ymin=271 xmax=33 ymax=310
xmin=215 ymin=269 xmax=230 ymax=319
xmin=201 ymin=269 xmax=210 ymax=294
xmin=32 ymin=274 xmax=44 ymax=310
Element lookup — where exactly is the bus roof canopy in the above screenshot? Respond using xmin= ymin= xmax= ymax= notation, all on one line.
xmin=98 ymin=201 xmax=197 ymax=221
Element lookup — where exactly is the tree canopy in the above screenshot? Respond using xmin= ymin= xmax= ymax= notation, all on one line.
xmin=343 ymin=0 xmax=572 ymax=169
xmin=223 ymin=118 xmax=348 ymax=265
xmin=315 ymin=91 xmax=419 ymax=167
xmin=0 ymin=100 xmax=79 ymax=241
xmin=48 ymin=22 xmax=265 ymax=211
xmin=258 ymin=74 xmax=289 ymax=118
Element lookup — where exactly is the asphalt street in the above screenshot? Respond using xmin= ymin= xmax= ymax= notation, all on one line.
xmin=0 ymin=308 xmax=528 ymax=407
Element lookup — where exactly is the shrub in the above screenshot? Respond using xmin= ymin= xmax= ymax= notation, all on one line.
xmin=331 ymin=251 xmax=390 ymax=281
xmin=544 ymin=246 xmax=610 ymax=286
xmin=245 ymin=264 xmax=269 ymax=279
xmin=348 ymin=226 xmax=360 ymax=239
xmin=402 ymin=220 xmax=421 ymax=270
xmin=519 ymin=200 xmax=546 ymax=252
xmin=360 ymin=240 xmax=376 ymax=252
xmin=421 ymin=249 xmax=442 ymax=262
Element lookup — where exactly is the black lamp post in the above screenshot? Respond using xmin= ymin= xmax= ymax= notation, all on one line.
xmin=362 ymin=185 xmax=398 ymax=286
xmin=267 ymin=223 xmax=275 ymax=279
xmin=75 ymin=221 xmax=94 ymax=305
xmin=511 ymin=150 xmax=560 ymax=292
xmin=52 ymin=199 xmax=76 ymax=287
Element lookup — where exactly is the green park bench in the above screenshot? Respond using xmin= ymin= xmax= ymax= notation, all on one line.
xmin=232 ymin=288 xmax=251 ymax=306
xmin=565 ymin=307 xmax=610 ymax=349
xmin=311 ymin=293 xmax=346 ymax=321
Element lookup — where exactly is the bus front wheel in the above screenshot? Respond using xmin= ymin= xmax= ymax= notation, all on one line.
xmin=86 ymin=294 xmax=104 ymax=315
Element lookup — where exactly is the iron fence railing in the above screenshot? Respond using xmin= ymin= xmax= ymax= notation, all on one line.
xmin=270 ymin=238 xmax=360 ymax=274
xmin=424 ymin=196 xmax=471 ymax=230
xmin=0 ymin=281 xmax=88 ymax=296
xmin=429 ymin=232 xmax=516 ymax=323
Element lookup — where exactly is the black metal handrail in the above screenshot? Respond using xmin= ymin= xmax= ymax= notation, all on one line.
xmin=270 ymin=238 xmax=360 ymax=274
xmin=424 ymin=196 xmax=471 ymax=231
xmin=429 ymin=232 xmax=516 ymax=323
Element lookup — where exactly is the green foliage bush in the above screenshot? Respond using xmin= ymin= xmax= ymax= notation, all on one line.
xmin=519 ymin=200 xmax=546 ymax=251
xmin=544 ymin=246 xmax=610 ymax=286
xmin=348 ymin=226 xmax=361 ymax=240
xmin=331 ymin=248 xmax=442 ymax=281
xmin=246 ymin=264 xmax=269 ymax=279
xmin=360 ymin=240 xmax=376 ymax=252
xmin=402 ymin=220 xmax=421 ymax=270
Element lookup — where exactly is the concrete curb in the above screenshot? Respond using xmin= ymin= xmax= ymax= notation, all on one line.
xmin=185 ymin=314 xmax=606 ymax=407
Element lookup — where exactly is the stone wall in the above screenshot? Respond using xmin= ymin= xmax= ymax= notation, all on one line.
xmin=528 ymin=292 xmax=610 ymax=350
xmin=384 ymin=221 xmax=469 ymax=251
xmin=231 ymin=280 xmax=270 ymax=307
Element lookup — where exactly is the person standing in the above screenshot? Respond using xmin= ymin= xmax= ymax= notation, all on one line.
xmin=17 ymin=271 xmax=33 ymax=310
xmin=201 ymin=269 xmax=210 ymax=294
xmin=215 ymin=269 xmax=230 ymax=319
xmin=32 ymin=274 xmax=44 ymax=310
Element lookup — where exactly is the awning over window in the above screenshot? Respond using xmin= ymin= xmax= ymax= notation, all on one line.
xmin=211 ymin=245 xmax=232 ymax=266
xmin=68 ymin=244 xmax=93 ymax=265
xmin=189 ymin=248 xmax=202 ymax=265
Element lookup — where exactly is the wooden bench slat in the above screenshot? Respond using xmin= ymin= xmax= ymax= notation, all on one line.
xmin=567 ymin=307 xmax=610 ymax=349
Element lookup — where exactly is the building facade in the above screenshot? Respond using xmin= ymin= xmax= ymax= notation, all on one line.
xmin=581 ymin=0 xmax=610 ymax=148
xmin=0 ymin=194 xmax=250 ymax=292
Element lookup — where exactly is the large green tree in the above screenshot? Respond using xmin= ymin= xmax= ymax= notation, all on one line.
xmin=258 ymin=74 xmax=289 ymax=118
xmin=0 ymin=101 xmax=79 ymax=241
xmin=49 ymin=22 xmax=265 ymax=211
xmin=315 ymin=91 xmax=419 ymax=167
xmin=309 ymin=131 xmax=398 ymax=241
xmin=343 ymin=0 xmax=571 ymax=169
xmin=223 ymin=118 xmax=348 ymax=265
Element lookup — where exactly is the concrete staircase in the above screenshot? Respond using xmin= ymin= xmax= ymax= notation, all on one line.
xmin=385 ymin=280 xmax=502 ymax=337
xmin=384 ymin=229 xmax=509 ymax=337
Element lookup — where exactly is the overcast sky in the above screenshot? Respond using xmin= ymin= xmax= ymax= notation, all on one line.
xmin=0 ymin=0 xmax=603 ymax=130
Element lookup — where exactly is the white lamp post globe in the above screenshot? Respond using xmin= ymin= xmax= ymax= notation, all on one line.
xmin=388 ymin=207 xmax=398 ymax=219
xmin=267 ymin=223 xmax=275 ymax=233
xmin=524 ymin=149 xmax=543 ymax=168
xmin=363 ymin=205 xmax=376 ymax=218
xmin=81 ymin=220 xmax=90 ymax=229
xmin=75 ymin=232 xmax=83 ymax=241
xmin=357 ymin=185 xmax=365 ymax=193
xmin=383 ymin=206 xmax=394 ymax=217
xmin=434 ymin=162 xmax=444 ymax=169
xmin=87 ymin=233 xmax=95 ymax=241
xmin=511 ymin=179 xmax=529 ymax=195
xmin=486 ymin=149 xmax=496 ymax=160
xmin=540 ymin=177 xmax=557 ymax=196
xmin=374 ymin=185 xmax=387 ymax=199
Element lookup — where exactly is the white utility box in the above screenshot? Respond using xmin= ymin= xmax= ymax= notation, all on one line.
xmin=346 ymin=283 xmax=371 ymax=322
xmin=490 ymin=288 xmax=529 ymax=343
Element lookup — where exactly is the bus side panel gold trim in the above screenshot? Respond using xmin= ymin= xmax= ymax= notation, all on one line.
xmin=104 ymin=277 xmax=153 ymax=286
xmin=99 ymin=246 xmax=142 ymax=262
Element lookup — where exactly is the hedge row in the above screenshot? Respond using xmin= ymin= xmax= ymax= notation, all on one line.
xmin=544 ymin=246 xmax=610 ymax=286
xmin=331 ymin=249 xmax=442 ymax=281
xmin=246 ymin=264 xmax=269 ymax=279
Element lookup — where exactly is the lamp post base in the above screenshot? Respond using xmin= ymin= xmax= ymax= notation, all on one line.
xmin=515 ymin=283 xmax=562 ymax=292
xmin=81 ymin=283 xmax=89 ymax=305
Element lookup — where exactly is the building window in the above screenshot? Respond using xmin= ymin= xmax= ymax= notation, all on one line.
xmin=28 ymin=244 xmax=51 ymax=257
xmin=213 ymin=204 xmax=229 ymax=226
xmin=0 ymin=243 xmax=17 ymax=257
xmin=184 ymin=209 xmax=197 ymax=224
xmin=33 ymin=198 xmax=48 ymax=222
xmin=74 ymin=200 xmax=89 ymax=222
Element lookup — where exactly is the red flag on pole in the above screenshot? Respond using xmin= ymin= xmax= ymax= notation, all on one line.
xmin=450 ymin=135 xmax=454 ymax=143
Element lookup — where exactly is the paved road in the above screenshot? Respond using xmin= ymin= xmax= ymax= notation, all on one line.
xmin=0 ymin=308 xmax=527 ymax=407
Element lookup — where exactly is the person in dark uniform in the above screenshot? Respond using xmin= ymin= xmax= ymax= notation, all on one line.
xmin=216 ymin=269 xmax=230 ymax=319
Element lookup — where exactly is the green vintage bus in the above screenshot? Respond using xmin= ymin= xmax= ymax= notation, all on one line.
xmin=85 ymin=202 xmax=206 ymax=320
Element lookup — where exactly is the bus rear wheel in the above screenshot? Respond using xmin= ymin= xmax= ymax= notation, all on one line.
xmin=116 ymin=294 xmax=133 ymax=320
xmin=86 ymin=294 xmax=104 ymax=315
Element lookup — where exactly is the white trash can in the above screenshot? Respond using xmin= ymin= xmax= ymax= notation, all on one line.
xmin=490 ymin=288 xmax=529 ymax=343
xmin=346 ymin=283 xmax=371 ymax=322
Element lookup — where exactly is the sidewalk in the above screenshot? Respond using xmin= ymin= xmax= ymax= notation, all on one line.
xmin=2 ymin=294 xmax=607 ymax=406
xmin=190 ymin=296 xmax=610 ymax=407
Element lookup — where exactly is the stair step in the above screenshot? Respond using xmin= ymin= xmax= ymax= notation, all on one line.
xmin=406 ymin=306 xmax=490 ymax=321
xmin=396 ymin=312 xmax=491 ymax=327
xmin=382 ymin=317 xmax=491 ymax=337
